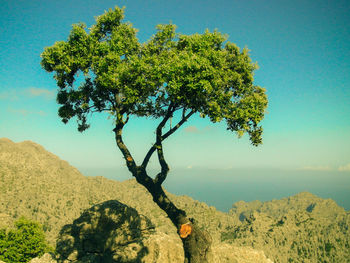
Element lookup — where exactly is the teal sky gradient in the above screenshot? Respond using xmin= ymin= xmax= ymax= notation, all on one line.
xmin=1 ymin=0 xmax=350 ymax=176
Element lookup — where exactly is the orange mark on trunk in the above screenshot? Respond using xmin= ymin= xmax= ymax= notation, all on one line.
xmin=179 ymin=223 xmax=192 ymax=238
xmin=127 ymin=156 xmax=133 ymax=161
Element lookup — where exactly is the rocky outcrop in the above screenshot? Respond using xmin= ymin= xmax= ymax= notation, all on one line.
xmin=54 ymin=200 xmax=273 ymax=263
xmin=223 ymin=210 xmax=350 ymax=262
xmin=29 ymin=253 xmax=57 ymax=263
xmin=56 ymin=200 xmax=184 ymax=262
xmin=212 ymin=244 xmax=273 ymax=263
xmin=230 ymin=192 xmax=346 ymax=222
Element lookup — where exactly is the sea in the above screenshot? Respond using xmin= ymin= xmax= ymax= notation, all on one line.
xmin=80 ymin=167 xmax=350 ymax=212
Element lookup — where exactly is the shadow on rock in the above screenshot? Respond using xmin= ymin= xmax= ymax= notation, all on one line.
xmin=56 ymin=200 xmax=155 ymax=263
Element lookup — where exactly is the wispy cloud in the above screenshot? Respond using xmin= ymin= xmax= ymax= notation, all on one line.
xmin=0 ymin=87 xmax=55 ymax=101
xmin=185 ymin=126 xmax=199 ymax=133
xmin=338 ymin=163 xmax=350 ymax=172
xmin=0 ymin=90 xmax=18 ymax=100
xmin=26 ymin=87 xmax=55 ymax=99
xmin=300 ymin=166 xmax=332 ymax=171
xmin=299 ymin=164 xmax=350 ymax=173
xmin=8 ymin=108 xmax=29 ymax=116
xmin=8 ymin=108 xmax=47 ymax=116
xmin=184 ymin=125 xmax=213 ymax=134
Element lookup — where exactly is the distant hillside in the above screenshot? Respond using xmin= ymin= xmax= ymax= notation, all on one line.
xmin=1 ymin=138 xmax=349 ymax=262
xmin=230 ymin=191 xmax=347 ymax=221
xmin=225 ymin=191 xmax=350 ymax=262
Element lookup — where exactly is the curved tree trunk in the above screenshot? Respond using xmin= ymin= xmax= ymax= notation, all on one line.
xmin=135 ymin=170 xmax=213 ymax=263
xmin=113 ymin=112 xmax=212 ymax=262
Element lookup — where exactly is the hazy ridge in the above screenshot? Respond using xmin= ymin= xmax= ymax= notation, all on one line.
xmin=0 ymin=138 xmax=349 ymax=262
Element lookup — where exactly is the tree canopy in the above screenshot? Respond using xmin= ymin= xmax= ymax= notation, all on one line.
xmin=41 ymin=6 xmax=267 ymax=146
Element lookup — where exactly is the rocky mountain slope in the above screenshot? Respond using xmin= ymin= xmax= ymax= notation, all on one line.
xmin=1 ymin=138 xmax=349 ymax=262
xmin=226 ymin=193 xmax=350 ymax=262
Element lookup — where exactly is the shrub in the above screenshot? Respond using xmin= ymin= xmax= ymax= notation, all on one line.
xmin=0 ymin=217 xmax=52 ymax=262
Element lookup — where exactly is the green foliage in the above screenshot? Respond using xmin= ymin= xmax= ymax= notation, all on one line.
xmin=0 ymin=217 xmax=52 ymax=263
xmin=41 ymin=6 xmax=267 ymax=145
xmin=324 ymin=242 xmax=334 ymax=254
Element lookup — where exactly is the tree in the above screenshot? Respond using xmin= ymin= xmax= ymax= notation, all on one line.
xmin=0 ymin=217 xmax=51 ymax=262
xmin=41 ymin=6 xmax=267 ymax=262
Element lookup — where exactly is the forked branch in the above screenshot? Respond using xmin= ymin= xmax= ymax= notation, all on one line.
xmin=142 ymin=108 xmax=195 ymax=183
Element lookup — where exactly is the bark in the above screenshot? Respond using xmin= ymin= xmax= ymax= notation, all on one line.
xmin=182 ymin=222 xmax=213 ymax=263
xmin=135 ymin=169 xmax=213 ymax=263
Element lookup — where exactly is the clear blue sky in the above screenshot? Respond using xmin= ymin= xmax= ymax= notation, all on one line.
xmin=1 ymin=0 xmax=350 ymax=175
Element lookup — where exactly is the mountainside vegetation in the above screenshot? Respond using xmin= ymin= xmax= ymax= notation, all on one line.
xmin=0 ymin=137 xmax=349 ymax=262
xmin=225 ymin=193 xmax=350 ymax=262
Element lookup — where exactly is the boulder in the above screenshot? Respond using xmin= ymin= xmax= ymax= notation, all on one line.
xmin=56 ymin=200 xmax=184 ymax=262
xmin=29 ymin=253 xmax=57 ymax=263
xmin=212 ymin=244 xmax=273 ymax=263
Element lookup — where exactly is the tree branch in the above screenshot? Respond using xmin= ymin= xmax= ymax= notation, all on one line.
xmin=162 ymin=109 xmax=195 ymax=140
xmin=113 ymin=113 xmax=136 ymax=174
xmin=142 ymin=108 xmax=195 ymax=177
xmin=141 ymin=104 xmax=173 ymax=167
xmin=154 ymin=109 xmax=195 ymax=186
xmin=91 ymin=108 xmax=111 ymax=113
xmin=153 ymin=142 xmax=168 ymax=186
xmin=154 ymin=171 xmax=167 ymax=185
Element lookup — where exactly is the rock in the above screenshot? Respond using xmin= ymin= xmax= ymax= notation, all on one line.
xmin=29 ymin=253 xmax=57 ymax=263
xmin=56 ymin=200 xmax=184 ymax=262
xmin=212 ymin=244 xmax=273 ymax=263
xmin=141 ymin=233 xmax=184 ymax=263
